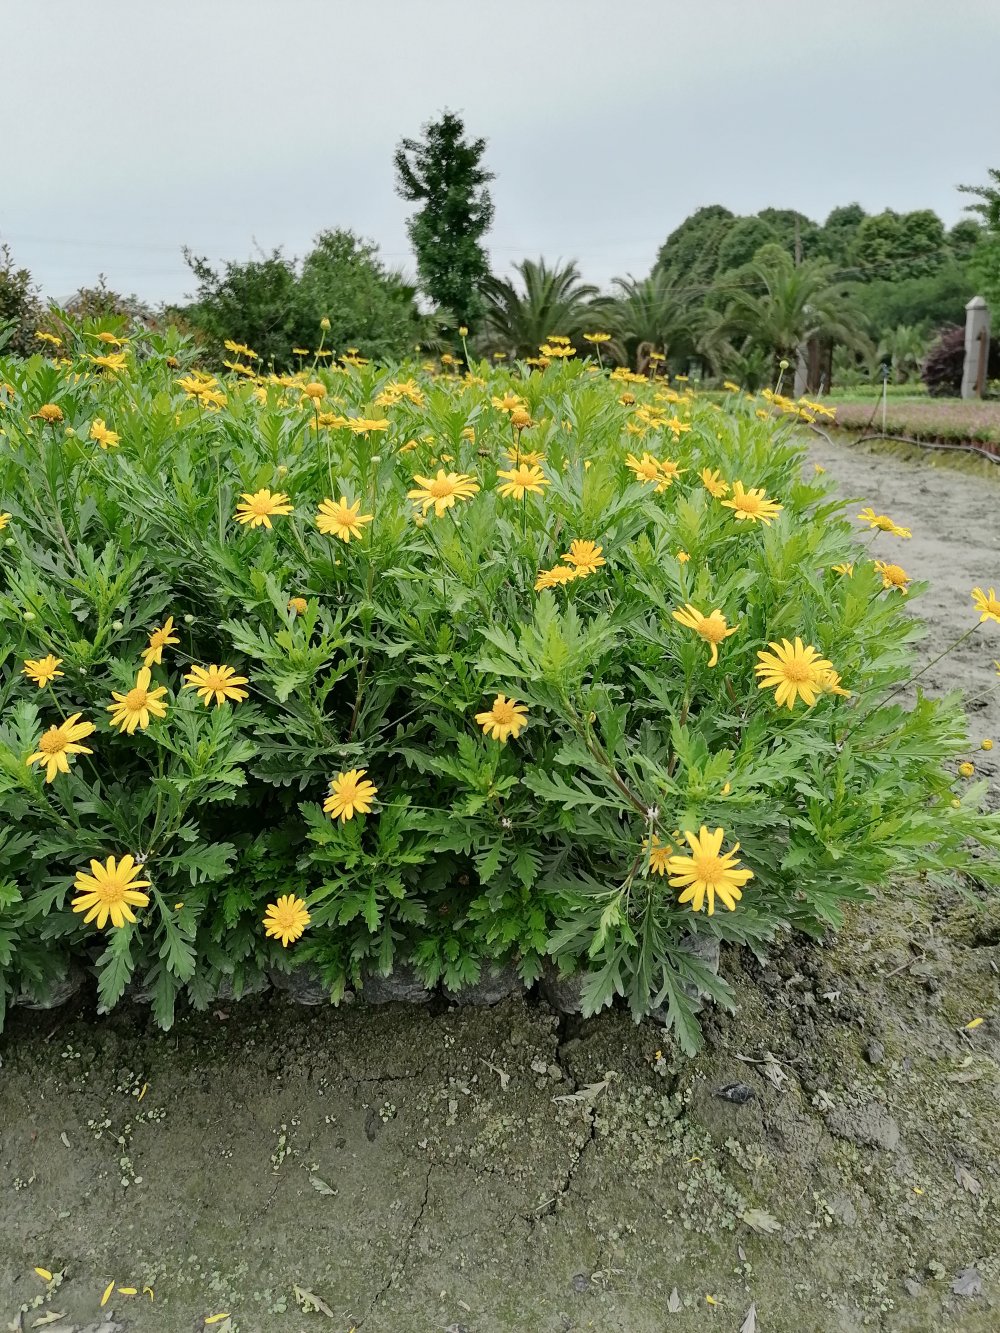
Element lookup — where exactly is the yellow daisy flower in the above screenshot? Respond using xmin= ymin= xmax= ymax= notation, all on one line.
xmin=323 ymin=768 xmax=378 ymax=822
xmin=643 ymin=835 xmax=673 ymax=876
xmin=316 ymin=496 xmax=374 ymax=541
xmin=721 ymin=480 xmax=783 ymax=525
xmin=535 ymin=565 xmax=581 ymax=591
xmin=496 ymin=463 xmax=550 ymax=501
xmin=89 ymin=419 xmax=120 ymax=449
xmin=183 ymin=664 xmax=250 ymax=707
xmin=856 ymin=507 xmax=911 ymax=538
xmin=700 ymin=467 xmax=729 ymax=498
xmin=672 ymin=604 xmax=739 ymax=668
xmin=475 ymin=694 xmax=529 ymax=743
xmin=26 ymin=713 xmax=95 ymax=783
xmin=407 ymin=470 xmax=480 ymax=518
xmin=263 ymin=894 xmax=311 ymax=946
xmin=971 ymin=587 xmax=1000 ymax=625
xmin=234 ymin=489 xmax=294 ymax=529
xmin=755 ymin=638 xmax=834 ymax=709
xmin=107 ymin=667 xmax=169 ymax=734
xmin=666 ymin=826 xmax=753 ymax=915
xmin=23 ymin=655 xmax=64 ymax=688
xmin=71 ymin=854 xmax=151 ymax=930
xmin=142 ymin=616 xmax=180 ymax=669
xmin=562 ymin=540 xmax=606 ymax=575
xmin=874 ymin=561 xmax=911 ymax=593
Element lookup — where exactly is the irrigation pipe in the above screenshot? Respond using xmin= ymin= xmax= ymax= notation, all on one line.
xmin=808 ymin=422 xmax=1000 ymax=466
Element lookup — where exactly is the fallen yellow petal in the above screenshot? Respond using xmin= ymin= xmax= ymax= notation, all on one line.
xmin=143 ymin=1286 xmax=155 ymax=1300
xmin=137 ymin=1083 xmax=148 ymax=1102
xmin=912 ymin=1186 xmax=924 ymax=1195
xmin=706 ymin=1293 xmax=718 ymax=1305
xmin=34 ymin=1267 xmax=53 ymax=1282
xmin=101 ymin=1280 xmax=115 ymax=1306
xmin=118 ymin=1286 xmax=138 ymax=1295
xmin=205 ymin=1316 xmax=231 ymax=1326
xmin=965 ymin=1017 xmax=984 ymax=1030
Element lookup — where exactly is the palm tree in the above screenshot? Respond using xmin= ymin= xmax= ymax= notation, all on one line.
xmin=612 ymin=270 xmax=698 ymax=371
xmin=721 ymin=247 xmax=870 ymax=376
xmin=876 ymin=324 xmax=927 ymax=383
xmin=481 ymin=259 xmax=616 ymax=358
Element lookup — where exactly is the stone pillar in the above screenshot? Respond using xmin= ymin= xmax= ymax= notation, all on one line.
xmin=962 ymin=296 xmax=990 ymax=399
xmin=793 ymin=342 xmax=808 ymax=398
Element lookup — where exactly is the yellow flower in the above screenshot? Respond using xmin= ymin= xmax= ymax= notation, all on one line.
xmin=407 ymin=470 xmax=480 ymax=518
xmin=224 ymin=339 xmax=258 ymax=358
xmin=971 ymin=587 xmax=1000 ymax=625
xmin=107 ymin=666 xmax=169 ymax=734
xmin=347 ymin=417 xmax=390 ymax=434
xmin=700 ymin=467 xmax=729 ymax=498
xmin=89 ymin=418 xmax=120 ymax=449
xmin=33 ymin=1267 xmax=54 ymax=1281
xmin=721 ymin=480 xmax=783 ymax=525
xmin=643 ymin=835 xmax=673 ymax=876
xmin=263 ymin=894 xmax=311 ymax=946
xmin=493 ymin=351 xmax=507 ymax=360
xmin=458 ymin=325 xmax=469 ymax=337
xmin=26 ymin=713 xmax=95 ymax=783
xmin=71 ymin=854 xmax=151 ymax=930
xmin=142 ymin=616 xmax=180 ymax=669
xmin=234 ymin=489 xmax=294 ymax=529
xmin=658 ymin=457 xmax=685 ymax=484
xmin=959 ymin=761 xmax=975 ymax=778
xmin=814 ymin=463 xmax=826 ymax=474
xmin=510 ymin=406 xmax=533 ymax=430
xmin=583 ymin=332 xmax=611 ymax=344
xmin=755 ymin=637 xmax=834 ymax=709
xmin=676 ymin=550 xmax=690 ymax=563
xmin=666 ymin=826 xmax=753 ymax=915
xmin=625 ymin=452 xmax=671 ymax=491
xmin=504 ymin=447 xmax=545 ymax=468
xmin=184 ymin=663 xmax=250 ymax=707
xmin=672 ymin=604 xmax=739 ymax=668
xmin=856 ymin=507 xmax=911 ymax=538
xmin=497 ymin=463 xmax=550 ymax=501
xmin=316 ymin=496 xmax=374 ymax=541
xmin=982 ymin=738 xmax=993 ymax=751
xmin=535 ymin=565 xmax=581 ymax=591
xmin=562 ymin=540 xmax=606 ymax=575
xmin=475 ymin=694 xmax=529 ymax=743
xmin=90 ymin=353 xmax=128 ymax=372
xmin=832 ymin=563 xmax=854 ymax=576
xmin=323 ymin=768 xmax=378 ymax=821
xmin=35 ymin=332 xmax=61 ymax=347
xmin=288 ymin=596 xmax=308 ymax=615
xmin=540 ymin=343 xmax=575 ymax=358
xmin=292 ymin=347 xmax=312 ymax=356
xmin=874 ymin=560 xmax=911 ymax=593
xmin=818 ymin=668 xmax=851 ymax=698
xmin=23 ymin=655 xmax=63 ymax=688
xmin=546 ymin=334 xmax=571 ymax=345
xmin=722 ymin=380 xmax=740 ymax=392
xmin=32 ymin=403 xmax=63 ymax=424
xmin=302 ymin=382 xmax=327 ymax=401
xmin=492 ymin=392 xmax=524 ymax=413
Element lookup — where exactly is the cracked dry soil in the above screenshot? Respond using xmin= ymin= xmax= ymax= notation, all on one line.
xmin=1 ymin=438 xmax=999 ymax=1333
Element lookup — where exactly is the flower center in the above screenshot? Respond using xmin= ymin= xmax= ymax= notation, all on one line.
xmin=124 ymin=687 xmax=149 ymax=710
xmin=428 ymin=478 xmax=455 ymax=498
xmin=780 ymin=659 xmax=812 ymax=683
xmin=250 ymin=497 xmax=272 ymax=515
xmin=692 ymin=853 xmax=725 ymax=885
xmin=39 ymin=729 xmax=67 ymax=754
xmin=492 ymin=700 xmax=517 ymax=724
xmin=337 ymin=779 xmax=359 ymax=800
xmin=736 ymin=494 xmax=761 ymax=513
xmin=100 ymin=878 xmax=126 ymax=905
xmin=699 ymin=617 xmax=727 ymax=644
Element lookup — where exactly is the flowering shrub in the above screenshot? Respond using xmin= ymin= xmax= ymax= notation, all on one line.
xmin=0 ymin=326 xmax=997 ymax=1051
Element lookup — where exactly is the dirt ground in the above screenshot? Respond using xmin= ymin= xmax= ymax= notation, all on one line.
xmin=2 ymin=436 xmax=999 ymax=1333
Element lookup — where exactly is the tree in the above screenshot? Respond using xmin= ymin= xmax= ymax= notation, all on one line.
xmin=947 ymin=219 xmax=983 ymax=265
xmin=818 ymin=203 xmax=866 ymax=265
xmin=756 ymin=207 xmax=821 ymax=260
xmin=960 ymin=167 xmax=1000 ymax=310
xmin=482 ymin=258 xmax=613 ymax=357
xmin=853 ymin=263 xmax=972 ymax=337
xmin=876 ymin=324 xmax=927 ymax=383
xmin=715 ymin=217 xmax=780 ymax=273
xmin=394 ymin=111 xmax=494 ymax=328
xmin=181 ymin=230 xmax=426 ymax=368
xmin=612 ymin=270 xmax=699 ymax=370
xmin=722 ymin=247 xmax=870 ymax=374
xmin=0 ymin=243 xmax=42 ymax=357
xmin=655 ymin=205 xmax=735 ymax=286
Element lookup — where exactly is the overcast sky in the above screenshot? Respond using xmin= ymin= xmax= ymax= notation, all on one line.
xmin=3 ymin=0 xmax=998 ymax=305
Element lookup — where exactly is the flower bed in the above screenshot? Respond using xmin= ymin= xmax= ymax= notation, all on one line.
xmin=832 ymin=397 xmax=1000 ymax=451
xmin=0 ymin=331 xmax=997 ymax=1051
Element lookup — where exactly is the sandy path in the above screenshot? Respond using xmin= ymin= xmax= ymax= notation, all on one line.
xmin=808 ymin=432 xmax=1000 ymax=785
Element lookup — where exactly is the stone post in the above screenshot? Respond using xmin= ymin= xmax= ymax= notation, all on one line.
xmin=961 ymin=296 xmax=990 ymax=399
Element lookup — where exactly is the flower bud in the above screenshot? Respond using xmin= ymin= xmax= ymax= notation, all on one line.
xmin=320 ymin=316 xmax=331 ymax=331
xmin=23 ymin=610 xmax=35 ymax=621
xmin=112 ymin=619 xmax=124 ymax=631
xmin=184 ymin=614 xmax=195 ymax=624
